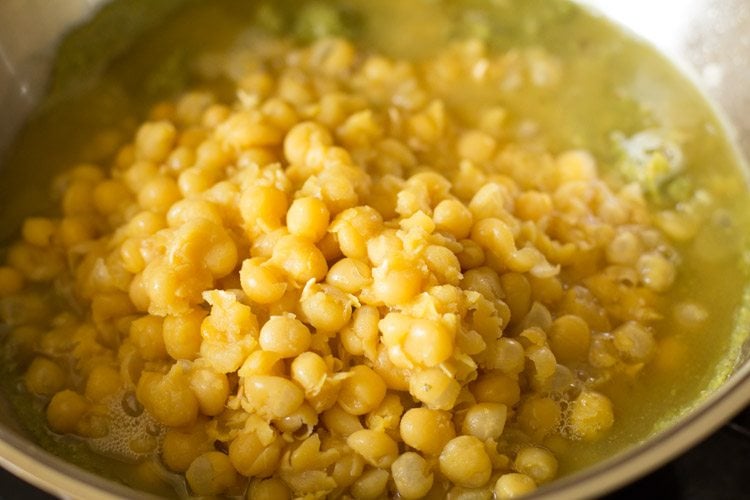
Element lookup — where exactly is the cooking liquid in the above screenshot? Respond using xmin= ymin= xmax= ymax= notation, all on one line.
xmin=1 ymin=0 xmax=749 ymax=495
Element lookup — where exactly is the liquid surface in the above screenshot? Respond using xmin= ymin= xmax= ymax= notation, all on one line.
xmin=0 ymin=0 xmax=749 ymax=496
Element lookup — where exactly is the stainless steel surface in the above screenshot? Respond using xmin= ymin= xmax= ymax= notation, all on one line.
xmin=0 ymin=1 xmax=748 ymax=498
xmin=581 ymin=0 xmax=750 ymax=163
xmin=0 ymin=0 xmax=106 ymax=155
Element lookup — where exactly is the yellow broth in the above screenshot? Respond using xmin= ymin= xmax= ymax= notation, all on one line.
xmin=0 ymin=0 xmax=749 ymax=495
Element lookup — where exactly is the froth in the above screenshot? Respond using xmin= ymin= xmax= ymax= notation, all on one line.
xmin=548 ymin=390 xmax=575 ymax=439
xmin=87 ymin=390 xmax=165 ymax=462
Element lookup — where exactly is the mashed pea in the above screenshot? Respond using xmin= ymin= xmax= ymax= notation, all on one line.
xmin=1 ymin=0 xmax=747 ymax=497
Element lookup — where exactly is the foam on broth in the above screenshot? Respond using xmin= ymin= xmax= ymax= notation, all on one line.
xmin=0 ymin=0 xmax=748 ymax=494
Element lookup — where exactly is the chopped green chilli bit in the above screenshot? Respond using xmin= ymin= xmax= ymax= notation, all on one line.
xmin=1 ymin=0 xmax=749 ymax=497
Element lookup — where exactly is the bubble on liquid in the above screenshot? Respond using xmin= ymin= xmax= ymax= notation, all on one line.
xmin=559 ymin=400 xmax=573 ymax=438
xmin=545 ymin=387 xmax=577 ymax=440
xmin=87 ymin=389 xmax=165 ymax=462
xmin=121 ymin=390 xmax=144 ymax=417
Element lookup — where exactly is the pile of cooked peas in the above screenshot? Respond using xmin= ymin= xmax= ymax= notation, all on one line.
xmin=0 ymin=35 xmax=689 ymax=498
